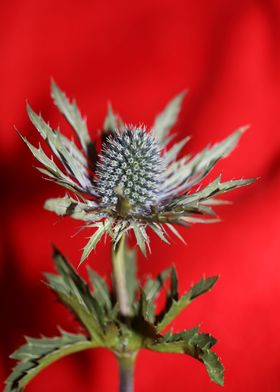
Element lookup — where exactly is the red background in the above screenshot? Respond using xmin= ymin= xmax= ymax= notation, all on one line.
xmin=0 ymin=0 xmax=279 ymax=391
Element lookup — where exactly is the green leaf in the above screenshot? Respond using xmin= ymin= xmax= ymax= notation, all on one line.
xmin=152 ymin=90 xmax=187 ymax=146
xmin=80 ymin=220 xmax=110 ymax=264
xmin=143 ymin=268 xmax=171 ymax=323
xmin=165 ymin=224 xmax=186 ymax=244
xmin=200 ymin=349 xmax=224 ymax=386
xmin=103 ymin=102 xmax=117 ymax=133
xmin=18 ymin=132 xmax=80 ymax=189
xmin=88 ymin=268 xmax=112 ymax=313
xmin=148 ymin=222 xmax=170 ymax=245
xmin=195 ymin=125 xmax=249 ymax=173
xmin=163 ymin=327 xmax=199 ymax=343
xmin=179 ymin=216 xmax=220 ymax=224
xmin=163 ymin=136 xmax=191 ymax=164
xmin=163 ymin=126 xmax=251 ymax=197
xmin=173 ymin=175 xmax=256 ymax=207
xmin=26 ymin=103 xmax=94 ymax=190
xmin=47 ymin=247 xmax=105 ymax=340
xmin=169 ymin=266 xmax=178 ymax=301
xmin=139 ymin=289 xmax=150 ymax=321
xmin=191 ymin=332 xmax=217 ymax=350
xmin=130 ymin=223 xmax=149 ymax=257
xmin=4 ymin=330 xmax=95 ymax=392
xmin=189 ymin=276 xmax=218 ymax=300
xmin=147 ymin=328 xmax=223 ymax=386
xmin=51 ymin=80 xmax=92 ymax=154
xmin=27 ymin=103 xmax=87 ymax=166
xmin=147 ymin=327 xmax=198 ymax=353
xmin=44 ymin=196 xmax=99 ymax=221
xmin=144 ymin=268 xmax=171 ymax=302
xmin=156 ymin=276 xmax=218 ymax=332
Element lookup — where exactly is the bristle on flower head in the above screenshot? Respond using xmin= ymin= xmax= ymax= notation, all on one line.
xmin=95 ymin=126 xmax=164 ymax=211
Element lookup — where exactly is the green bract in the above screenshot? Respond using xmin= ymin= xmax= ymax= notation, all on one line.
xmin=21 ymin=81 xmax=255 ymax=263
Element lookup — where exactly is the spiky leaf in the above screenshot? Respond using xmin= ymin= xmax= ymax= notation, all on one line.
xmin=200 ymin=349 xmax=224 ymax=386
xmin=5 ymin=330 xmax=95 ymax=392
xmin=44 ymin=196 xmax=99 ymax=221
xmin=147 ymin=327 xmax=223 ymax=386
xmin=80 ymin=220 xmax=110 ymax=264
xmin=143 ymin=268 xmax=171 ymax=322
xmin=88 ymin=268 xmax=112 ymax=313
xmin=152 ymin=91 xmax=187 ymax=145
xmin=156 ymin=276 xmax=218 ymax=332
xmin=103 ymin=102 xmax=117 ymax=133
xmin=51 ymin=80 xmax=92 ymax=153
xmin=47 ymin=247 xmax=105 ymax=341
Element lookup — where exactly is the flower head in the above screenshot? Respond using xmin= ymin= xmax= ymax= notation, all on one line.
xmin=95 ymin=126 xmax=164 ymax=211
xmin=21 ymin=81 xmax=255 ymax=262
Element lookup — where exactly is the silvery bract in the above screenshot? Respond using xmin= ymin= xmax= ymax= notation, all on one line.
xmin=21 ymin=81 xmax=254 ymax=263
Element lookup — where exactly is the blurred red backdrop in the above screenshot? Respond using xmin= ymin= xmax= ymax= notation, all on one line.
xmin=0 ymin=0 xmax=280 ymax=391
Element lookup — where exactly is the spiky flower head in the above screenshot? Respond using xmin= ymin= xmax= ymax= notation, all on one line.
xmin=21 ymin=81 xmax=255 ymax=263
xmin=95 ymin=127 xmax=164 ymax=210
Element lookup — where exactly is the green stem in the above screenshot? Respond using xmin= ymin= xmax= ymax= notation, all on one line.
xmin=112 ymin=234 xmax=131 ymax=316
xmin=117 ymin=354 xmax=137 ymax=392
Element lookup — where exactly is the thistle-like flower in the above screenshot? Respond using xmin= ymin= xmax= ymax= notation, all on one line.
xmin=21 ymin=81 xmax=254 ymax=262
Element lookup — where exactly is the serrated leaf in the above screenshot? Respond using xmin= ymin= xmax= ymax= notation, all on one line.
xmin=18 ymin=132 xmax=80 ymax=189
xmin=103 ymin=102 xmax=117 ymax=133
xmin=5 ymin=331 xmax=95 ymax=392
xmin=191 ymin=332 xmax=217 ymax=350
xmin=27 ymin=103 xmax=87 ymax=167
xmin=147 ymin=327 xmax=223 ymax=385
xmin=26 ymin=104 xmax=94 ymax=191
xmin=48 ymin=247 xmax=105 ymax=340
xmin=156 ymin=276 xmax=218 ymax=332
xmin=195 ymin=125 xmax=249 ymax=173
xmin=163 ymin=136 xmax=191 ymax=164
xmin=169 ymin=266 xmax=178 ymax=301
xmin=143 ymin=268 xmax=171 ymax=323
xmin=189 ymin=276 xmax=218 ymax=300
xmin=131 ymin=223 xmax=149 ymax=257
xmin=148 ymin=222 xmax=170 ymax=245
xmin=174 ymin=176 xmax=256 ymax=207
xmin=44 ymin=196 xmax=99 ymax=221
xmin=200 ymin=349 xmax=224 ymax=386
xmin=162 ymin=126 xmax=251 ymax=197
xmin=144 ymin=268 xmax=171 ymax=302
xmin=163 ymin=327 xmax=199 ymax=343
xmin=156 ymin=295 xmax=191 ymax=333
xmin=179 ymin=216 xmax=220 ymax=224
xmin=165 ymin=223 xmax=186 ymax=244
xmin=152 ymin=90 xmax=187 ymax=145
xmin=80 ymin=220 xmax=110 ymax=264
xmin=51 ymin=80 xmax=92 ymax=154
xmin=88 ymin=268 xmax=112 ymax=313
xmin=139 ymin=289 xmax=150 ymax=321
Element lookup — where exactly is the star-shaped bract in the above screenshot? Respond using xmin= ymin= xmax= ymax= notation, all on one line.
xmin=20 ymin=81 xmax=254 ymax=263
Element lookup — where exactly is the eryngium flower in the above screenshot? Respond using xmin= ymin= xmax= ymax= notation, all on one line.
xmin=21 ymin=81 xmax=254 ymax=262
xmin=95 ymin=127 xmax=164 ymax=209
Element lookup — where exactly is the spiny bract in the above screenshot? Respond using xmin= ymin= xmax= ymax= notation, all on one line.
xmin=21 ymin=81 xmax=255 ymax=263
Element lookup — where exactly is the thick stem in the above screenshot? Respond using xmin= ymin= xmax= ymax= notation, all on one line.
xmin=112 ymin=234 xmax=131 ymax=316
xmin=117 ymin=354 xmax=137 ymax=392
